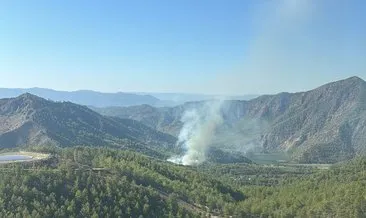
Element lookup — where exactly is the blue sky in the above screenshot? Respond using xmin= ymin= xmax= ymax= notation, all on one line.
xmin=1 ymin=0 xmax=365 ymax=95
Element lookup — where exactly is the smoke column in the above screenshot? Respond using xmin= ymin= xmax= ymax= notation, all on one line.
xmin=168 ymin=100 xmax=223 ymax=165
xmin=170 ymin=0 xmax=366 ymax=165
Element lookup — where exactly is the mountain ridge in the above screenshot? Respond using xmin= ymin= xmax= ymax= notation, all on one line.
xmin=0 ymin=93 xmax=176 ymax=152
xmin=93 ymin=76 xmax=366 ymax=163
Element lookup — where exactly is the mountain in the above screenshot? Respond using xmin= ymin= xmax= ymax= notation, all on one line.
xmin=0 ymin=93 xmax=176 ymax=153
xmin=92 ymin=76 xmax=366 ymax=163
xmin=0 ymin=88 xmax=160 ymax=107
xmin=260 ymin=76 xmax=366 ymax=163
xmin=0 ymin=93 xmax=251 ymax=164
xmin=90 ymin=104 xmax=184 ymax=136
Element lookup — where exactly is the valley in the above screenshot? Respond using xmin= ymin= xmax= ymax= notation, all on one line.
xmin=3 ymin=0 xmax=365 ymax=216
xmin=93 ymin=76 xmax=366 ymax=164
xmin=0 ymin=77 xmax=366 ymax=217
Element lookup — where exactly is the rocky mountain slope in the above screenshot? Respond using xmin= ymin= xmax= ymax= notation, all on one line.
xmin=0 ymin=93 xmax=176 ymax=151
xmin=93 ymin=77 xmax=366 ymax=163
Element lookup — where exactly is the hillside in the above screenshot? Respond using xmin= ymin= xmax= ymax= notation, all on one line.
xmin=0 ymin=147 xmax=242 ymax=217
xmin=1 ymin=147 xmax=365 ymax=217
xmin=0 ymin=93 xmax=176 ymax=153
xmin=93 ymin=77 xmax=366 ymax=163
xmin=91 ymin=104 xmax=184 ymax=136
xmin=0 ymin=94 xmax=251 ymax=164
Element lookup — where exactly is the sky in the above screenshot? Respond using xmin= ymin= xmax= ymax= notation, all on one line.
xmin=0 ymin=0 xmax=365 ymax=95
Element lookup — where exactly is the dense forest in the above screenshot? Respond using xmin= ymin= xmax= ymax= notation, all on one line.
xmin=0 ymin=147 xmax=365 ymax=217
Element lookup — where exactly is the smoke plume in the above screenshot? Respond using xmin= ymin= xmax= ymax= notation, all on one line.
xmin=170 ymin=0 xmax=366 ymax=165
xmin=168 ymin=100 xmax=223 ymax=165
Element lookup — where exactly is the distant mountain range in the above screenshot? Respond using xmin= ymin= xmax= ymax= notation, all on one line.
xmin=92 ymin=76 xmax=366 ymax=163
xmin=136 ymin=92 xmax=259 ymax=106
xmin=0 ymin=88 xmax=160 ymax=107
xmin=0 ymin=88 xmax=258 ymax=107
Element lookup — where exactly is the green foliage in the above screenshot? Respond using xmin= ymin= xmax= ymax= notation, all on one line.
xmin=0 ymin=147 xmax=242 ymax=217
xmin=0 ymin=147 xmax=366 ymax=217
xmin=219 ymin=158 xmax=366 ymax=217
xmin=206 ymin=147 xmax=252 ymax=164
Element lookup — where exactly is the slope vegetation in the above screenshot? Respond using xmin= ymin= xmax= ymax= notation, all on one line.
xmin=0 ymin=147 xmax=365 ymax=217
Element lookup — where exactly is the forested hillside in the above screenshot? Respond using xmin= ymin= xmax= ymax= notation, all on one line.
xmin=202 ymin=159 xmax=366 ymax=217
xmin=0 ymin=147 xmax=365 ymax=217
xmin=0 ymin=147 xmax=244 ymax=217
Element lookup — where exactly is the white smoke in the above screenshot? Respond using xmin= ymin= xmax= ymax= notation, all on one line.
xmin=168 ymin=100 xmax=223 ymax=165
xmin=169 ymin=0 xmax=356 ymax=165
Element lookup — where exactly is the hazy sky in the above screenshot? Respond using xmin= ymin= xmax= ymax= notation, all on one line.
xmin=1 ymin=0 xmax=365 ymax=95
